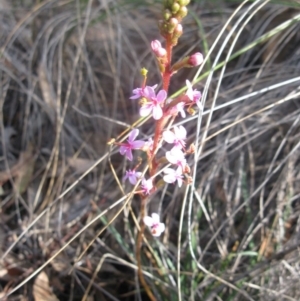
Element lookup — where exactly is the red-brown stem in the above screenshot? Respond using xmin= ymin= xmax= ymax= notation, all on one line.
xmin=136 ymin=33 xmax=174 ymax=301
xmin=162 ymin=36 xmax=173 ymax=92
xmin=136 ymin=196 xmax=156 ymax=301
xmin=150 ymin=35 xmax=173 ymax=176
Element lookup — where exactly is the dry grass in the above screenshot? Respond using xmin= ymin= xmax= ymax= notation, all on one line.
xmin=0 ymin=0 xmax=300 ymax=300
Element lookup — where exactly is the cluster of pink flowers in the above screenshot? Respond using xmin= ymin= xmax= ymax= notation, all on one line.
xmin=116 ymin=40 xmax=203 ymax=237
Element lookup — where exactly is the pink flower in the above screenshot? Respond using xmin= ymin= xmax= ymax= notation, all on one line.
xmin=163 ymin=125 xmax=187 ymax=149
xmin=151 ymin=40 xmax=167 ymax=57
xmin=163 ymin=167 xmax=183 ymax=187
xmin=141 ymin=178 xmax=153 ymax=195
xmin=166 ymin=148 xmax=186 ymax=171
xmin=176 ymin=102 xmax=186 ymax=118
xmin=188 ymin=52 xmax=203 ymax=67
xmin=139 ymin=87 xmax=167 ymax=120
xmin=124 ymin=169 xmax=142 ymax=185
xmin=168 ymin=100 xmax=186 ymax=118
xmin=119 ymin=129 xmax=145 ymax=161
xmin=143 ymin=213 xmax=165 ymax=237
xmin=185 ymin=80 xmax=202 ymax=109
xmin=130 ymin=84 xmax=157 ymax=100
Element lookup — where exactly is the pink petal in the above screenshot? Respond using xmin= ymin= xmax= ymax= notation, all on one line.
xmin=163 ymin=131 xmax=175 ymax=144
xmin=140 ymin=104 xmax=153 ymax=117
xmin=152 ymin=223 xmax=165 ymax=237
xmin=177 ymin=177 xmax=183 ymax=187
xmin=166 ymin=150 xmax=177 ymax=164
xmin=130 ymin=94 xmax=140 ymax=100
xmin=152 ymin=105 xmax=163 ymax=120
xmin=185 ymin=80 xmax=194 ymax=100
xmin=151 ymin=213 xmax=160 ymax=223
xmin=126 ymin=149 xmax=133 ymax=161
xmin=143 ymin=216 xmax=153 ymax=227
xmin=177 ymin=102 xmax=186 ymax=118
xmin=163 ymin=174 xmax=176 ymax=184
xmin=131 ymin=140 xmax=145 ymax=149
xmin=164 ymin=167 xmax=175 ymax=174
xmin=176 ymin=126 xmax=186 ymax=139
xmin=186 ymin=80 xmax=192 ymax=89
xmin=175 ymin=166 xmax=183 ymax=175
xmin=156 ymin=90 xmax=167 ymax=103
xmin=128 ymin=175 xmax=136 ymax=185
xmin=119 ymin=146 xmax=127 ymax=155
xmin=128 ymin=129 xmax=139 ymax=142
xmin=143 ymin=86 xmax=156 ymax=99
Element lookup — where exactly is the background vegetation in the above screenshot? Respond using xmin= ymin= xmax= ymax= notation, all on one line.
xmin=0 ymin=0 xmax=300 ymax=300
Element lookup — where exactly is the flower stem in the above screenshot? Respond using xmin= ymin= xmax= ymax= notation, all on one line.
xmin=136 ymin=33 xmax=174 ymax=301
xmin=136 ymin=196 xmax=157 ymax=301
xmin=162 ymin=35 xmax=172 ymax=93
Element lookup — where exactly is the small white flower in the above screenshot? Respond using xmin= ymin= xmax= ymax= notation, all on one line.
xmin=143 ymin=213 xmax=165 ymax=237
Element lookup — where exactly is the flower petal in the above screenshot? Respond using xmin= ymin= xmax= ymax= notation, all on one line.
xmin=176 ymin=126 xmax=186 ymax=139
xmin=139 ymin=104 xmax=152 ymax=117
xmin=131 ymin=140 xmax=145 ymax=149
xmin=128 ymin=129 xmax=139 ymax=142
xmin=143 ymin=86 xmax=156 ymax=99
xmin=156 ymin=90 xmax=167 ymax=103
xmin=151 ymin=213 xmax=160 ymax=223
xmin=143 ymin=216 xmax=153 ymax=227
xmin=163 ymin=174 xmax=176 ymax=184
xmin=152 ymin=105 xmax=163 ymax=120
xmin=119 ymin=146 xmax=127 ymax=155
xmin=164 ymin=167 xmax=175 ymax=174
xmin=128 ymin=174 xmax=137 ymax=185
xmin=152 ymin=223 xmax=165 ymax=237
xmin=177 ymin=177 xmax=183 ymax=187
xmin=163 ymin=131 xmax=175 ymax=144
xmin=126 ymin=149 xmax=133 ymax=161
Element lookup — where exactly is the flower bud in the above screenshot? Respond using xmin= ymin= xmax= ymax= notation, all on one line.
xmin=151 ymin=40 xmax=162 ymax=51
xmin=171 ymin=24 xmax=183 ymax=45
xmin=186 ymin=143 xmax=195 ymax=154
xmin=164 ymin=9 xmax=172 ymax=21
xmin=186 ymin=176 xmax=193 ymax=185
xmin=158 ymin=20 xmax=169 ymax=37
xmin=173 ymin=24 xmax=183 ymax=38
xmin=184 ymin=164 xmax=191 ymax=174
xmin=188 ymin=52 xmax=203 ymax=67
xmin=178 ymin=0 xmax=190 ymax=5
xmin=176 ymin=6 xmax=188 ymax=20
xmin=171 ymin=2 xmax=180 ymax=14
xmin=168 ymin=17 xmax=178 ymax=33
xmin=151 ymin=40 xmax=167 ymax=57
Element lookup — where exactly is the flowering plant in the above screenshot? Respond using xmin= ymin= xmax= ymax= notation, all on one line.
xmin=109 ymin=1 xmax=203 ymax=299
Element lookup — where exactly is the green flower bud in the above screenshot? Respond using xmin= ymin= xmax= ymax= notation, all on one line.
xmin=171 ymin=23 xmax=183 ymax=45
xmin=171 ymin=2 xmax=180 ymax=14
xmin=173 ymin=23 xmax=183 ymax=38
xmin=164 ymin=9 xmax=172 ymax=20
xmin=167 ymin=17 xmax=178 ymax=33
xmin=178 ymin=0 xmax=190 ymax=6
xmin=176 ymin=6 xmax=188 ymax=20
